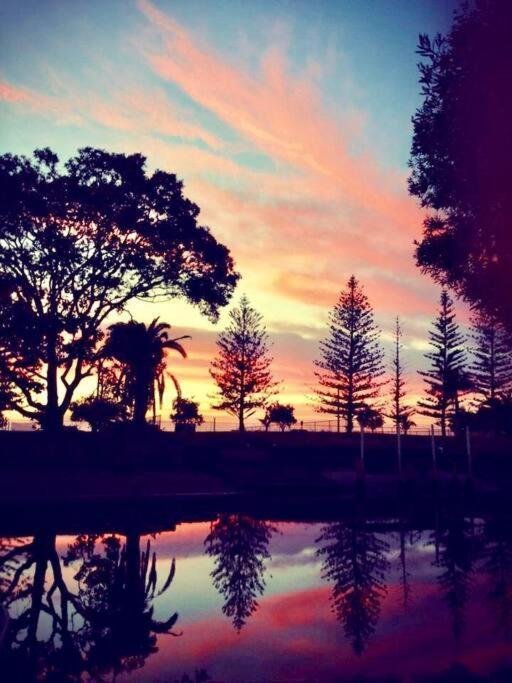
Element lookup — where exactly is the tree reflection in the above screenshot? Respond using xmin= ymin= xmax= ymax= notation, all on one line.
xmin=204 ymin=515 xmax=275 ymax=630
xmin=482 ymin=515 xmax=512 ymax=638
xmin=430 ymin=513 xmax=480 ymax=641
xmin=0 ymin=531 xmax=179 ymax=681
xmin=316 ymin=514 xmax=390 ymax=655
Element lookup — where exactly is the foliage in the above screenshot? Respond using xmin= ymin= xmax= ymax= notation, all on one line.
xmin=387 ymin=317 xmax=415 ymax=432
xmin=356 ymin=405 xmax=384 ymax=433
xmin=204 ymin=515 xmax=275 ymax=631
xmin=0 ymin=147 xmax=238 ymax=430
xmin=418 ymin=290 xmax=467 ymax=436
xmin=260 ymin=402 xmax=297 ymax=431
xmin=409 ymin=1 xmax=512 ymax=334
xmin=470 ymin=311 xmax=512 ymax=405
xmin=316 ymin=519 xmax=389 ymax=655
xmin=468 ymin=395 xmax=512 ymax=436
xmin=210 ymin=295 xmax=276 ymax=431
xmin=171 ymin=397 xmax=204 ymax=426
xmin=103 ymin=318 xmax=188 ymax=426
xmin=398 ymin=413 xmax=416 ymax=435
xmin=70 ymin=396 xmax=127 ymax=432
xmin=314 ymin=276 xmax=385 ymax=433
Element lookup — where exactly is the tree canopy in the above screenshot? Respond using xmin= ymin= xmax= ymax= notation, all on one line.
xmin=0 ymin=147 xmax=238 ymax=429
xmin=409 ymin=0 xmax=512 ymax=335
xmin=210 ymin=295 xmax=276 ymax=431
xmin=418 ymin=290 xmax=467 ymax=436
xmin=314 ymin=276 xmax=385 ymax=433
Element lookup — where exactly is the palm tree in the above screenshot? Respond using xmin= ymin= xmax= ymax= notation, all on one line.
xmin=103 ymin=318 xmax=189 ymax=426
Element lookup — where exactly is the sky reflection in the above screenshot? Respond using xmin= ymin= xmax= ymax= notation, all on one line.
xmin=1 ymin=516 xmax=511 ymax=682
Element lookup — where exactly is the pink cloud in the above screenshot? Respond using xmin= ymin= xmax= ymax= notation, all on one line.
xmin=137 ymin=0 xmax=422 ymax=237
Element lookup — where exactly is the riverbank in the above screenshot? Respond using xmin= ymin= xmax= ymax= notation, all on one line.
xmin=1 ymin=430 xmax=510 ymax=536
xmin=0 ymin=428 xmax=510 ymax=473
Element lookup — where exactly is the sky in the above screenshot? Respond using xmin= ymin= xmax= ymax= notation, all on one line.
xmin=0 ymin=0 xmax=463 ymax=425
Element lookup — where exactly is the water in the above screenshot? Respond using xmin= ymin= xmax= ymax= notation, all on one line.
xmin=1 ymin=508 xmax=511 ymax=682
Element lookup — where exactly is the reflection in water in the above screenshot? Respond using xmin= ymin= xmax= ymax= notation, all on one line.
xmin=0 ymin=532 xmax=178 ymax=681
xmin=430 ymin=512 xmax=480 ymax=641
xmin=1 ymin=510 xmax=512 ymax=681
xmin=316 ymin=510 xmax=390 ymax=654
xmin=204 ymin=515 xmax=275 ymax=631
xmin=483 ymin=516 xmax=512 ymax=639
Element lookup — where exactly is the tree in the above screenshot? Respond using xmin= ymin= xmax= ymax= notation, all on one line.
xmin=260 ymin=402 xmax=297 ymax=432
xmin=387 ymin=318 xmax=415 ymax=433
xmin=472 ymin=393 xmax=512 ymax=436
xmin=418 ymin=290 xmax=467 ymax=436
xmin=70 ymin=396 xmax=126 ymax=432
xmin=398 ymin=413 xmax=416 ymax=435
xmin=409 ymin=1 xmax=512 ymax=335
xmin=103 ymin=318 xmax=189 ymax=427
xmin=0 ymin=148 xmax=238 ymax=431
xmin=204 ymin=515 xmax=275 ymax=631
xmin=210 ymin=295 xmax=276 ymax=431
xmin=171 ymin=397 xmax=204 ymax=431
xmin=470 ymin=312 xmax=512 ymax=406
xmin=314 ymin=276 xmax=385 ymax=433
xmin=356 ymin=405 xmax=384 ymax=433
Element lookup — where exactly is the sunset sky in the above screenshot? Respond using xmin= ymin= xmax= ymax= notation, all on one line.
xmin=0 ymin=0 xmax=464 ymax=425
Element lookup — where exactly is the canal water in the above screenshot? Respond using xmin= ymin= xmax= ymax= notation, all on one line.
xmin=1 ymin=510 xmax=511 ymax=682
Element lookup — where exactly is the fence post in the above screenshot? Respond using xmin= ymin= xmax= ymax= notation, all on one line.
xmin=213 ymin=417 xmax=216 ymax=433
xmin=430 ymin=425 xmax=436 ymax=474
xmin=466 ymin=426 xmax=472 ymax=477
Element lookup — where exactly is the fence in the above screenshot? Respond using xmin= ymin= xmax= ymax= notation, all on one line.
xmin=3 ymin=416 xmax=447 ymax=436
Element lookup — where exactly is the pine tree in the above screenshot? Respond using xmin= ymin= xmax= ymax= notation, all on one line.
xmin=418 ymin=290 xmax=467 ymax=437
xmin=387 ymin=317 xmax=414 ymax=432
xmin=210 ymin=295 xmax=275 ymax=431
xmin=314 ymin=276 xmax=385 ymax=433
xmin=471 ymin=312 xmax=512 ymax=405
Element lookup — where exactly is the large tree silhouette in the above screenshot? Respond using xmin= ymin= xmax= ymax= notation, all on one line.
xmin=0 ymin=148 xmax=238 ymax=430
xmin=316 ymin=516 xmax=389 ymax=654
xmin=314 ymin=276 xmax=385 ymax=433
xmin=204 ymin=515 xmax=275 ymax=630
xmin=418 ymin=290 xmax=467 ymax=436
xmin=409 ymin=0 xmax=512 ymax=335
xmin=210 ymin=296 xmax=276 ymax=431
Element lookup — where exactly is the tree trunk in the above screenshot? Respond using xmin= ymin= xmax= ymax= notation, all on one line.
xmin=346 ymin=400 xmax=353 ymax=434
xmin=45 ymin=337 xmax=63 ymax=432
xmin=133 ymin=374 xmax=149 ymax=427
xmin=238 ymin=391 xmax=245 ymax=432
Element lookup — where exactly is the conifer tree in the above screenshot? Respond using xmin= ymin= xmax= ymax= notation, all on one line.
xmin=387 ymin=317 xmax=414 ymax=432
xmin=418 ymin=290 xmax=467 ymax=436
xmin=314 ymin=276 xmax=385 ymax=433
xmin=210 ymin=295 xmax=275 ymax=431
xmin=470 ymin=312 xmax=512 ymax=405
